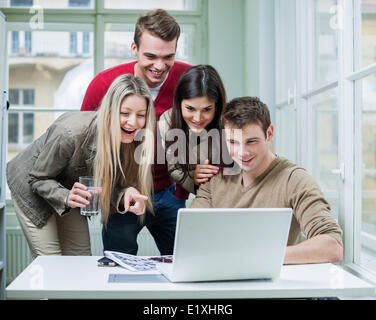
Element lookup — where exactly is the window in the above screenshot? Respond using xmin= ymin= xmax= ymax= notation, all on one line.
xmin=274 ymin=0 xmax=297 ymax=163
xmin=311 ymin=88 xmax=339 ymax=220
xmin=275 ymin=104 xmax=297 ymax=162
xmin=8 ymin=89 xmax=35 ymax=149
xmin=10 ymin=31 xmax=33 ymax=56
xmin=352 ymin=0 xmax=376 ymax=276
xmin=69 ymin=0 xmax=90 ymax=7
xmin=104 ymin=0 xmax=197 ymax=10
xmin=69 ymin=32 xmax=77 ymax=55
xmin=11 ymin=31 xmax=18 ymax=55
xmin=104 ymin=26 xmax=134 ymax=69
xmin=276 ymin=0 xmax=341 ymax=218
xmin=8 ymin=114 xmax=19 ymax=144
xmin=360 ymin=0 xmax=376 ymax=67
xmin=312 ymin=0 xmax=339 ymax=86
xmin=1 ymin=0 xmax=206 ymax=270
xmin=83 ymin=32 xmax=90 ymax=54
xmin=10 ymin=0 xmax=33 ymax=7
xmin=275 ymin=0 xmax=296 ymax=105
xmin=6 ymin=27 xmax=94 ymax=160
xmin=25 ymin=31 xmax=31 ymax=54
xmin=359 ymin=74 xmax=376 ymax=251
xmin=3 ymin=1 xmax=204 ymax=160
xmin=7 ymin=0 xmax=93 ymax=9
xmin=275 ymin=0 xmax=376 ymax=280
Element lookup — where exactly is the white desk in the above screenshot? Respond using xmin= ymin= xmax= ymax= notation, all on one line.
xmin=6 ymin=256 xmax=375 ymax=299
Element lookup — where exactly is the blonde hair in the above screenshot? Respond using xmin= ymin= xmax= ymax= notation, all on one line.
xmin=94 ymin=74 xmax=155 ymax=226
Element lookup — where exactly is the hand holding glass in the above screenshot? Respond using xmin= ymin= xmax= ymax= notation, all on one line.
xmin=78 ymin=176 xmax=102 ymax=216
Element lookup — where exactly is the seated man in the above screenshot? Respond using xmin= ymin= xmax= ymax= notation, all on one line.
xmin=190 ymin=96 xmax=343 ymax=264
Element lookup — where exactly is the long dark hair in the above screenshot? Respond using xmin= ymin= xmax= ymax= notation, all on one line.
xmin=166 ymin=64 xmax=227 ymax=183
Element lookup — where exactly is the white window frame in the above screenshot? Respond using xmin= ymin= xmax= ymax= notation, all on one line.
xmin=274 ymin=0 xmax=298 ymax=163
xmin=276 ymin=0 xmax=376 ymax=284
xmin=347 ymin=0 xmax=376 ymax=282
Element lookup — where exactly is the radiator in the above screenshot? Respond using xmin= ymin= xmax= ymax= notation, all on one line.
xmin=6 ymin=228 xmax=32 ymax=285
xmin=6 ymin=224 xmax=159 ymax=284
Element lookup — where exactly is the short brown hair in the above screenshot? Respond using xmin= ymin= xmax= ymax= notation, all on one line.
xmin=221 ymin=96 xmax=271 ymax=137
xmin=134 ymin=9 xmax=181 ymax=48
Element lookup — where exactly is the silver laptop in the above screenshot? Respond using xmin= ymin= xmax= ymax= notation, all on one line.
xmin=157 ymin=208 xmax=292 ymax=282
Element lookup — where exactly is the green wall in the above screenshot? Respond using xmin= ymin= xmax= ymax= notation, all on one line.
xmin=206 ymin=0 xmax=275 ymax=123
xmin=207 ymin=0 xmax=245 ymax=100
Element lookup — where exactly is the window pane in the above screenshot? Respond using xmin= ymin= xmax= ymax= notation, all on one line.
xmin=25 ymin=31 xmax=32 ymax=54
xmin=7 ymin=26 xmax=93 ymax=157
xmin=275 ymin=0 xmax=296 ymax=104
xmin=313 ymin=0 xmax=339 ymax=86
xmin=7 ymin=0 xmax=93 ymax=8
xmin=104 ymin=28 xmax=134 ymax=69
xmin=275 ymin=104 xmax=297 ymax=163
xmin=69 ymin=0 xmax=91 ymax=7
xmin=23 ymin=113 xmax=34 ymax=144
xmin=11 ymin=31 xmax=19 ymax=55
xmin=360 ymin=73 xmax=376 ymax=271
xmin=83 ymin=32 xmax=90 ymax=54
xmin=10 ymin=0 xmax=33 ymax=7
xmin=70 ymin=32 xmax=78 ymax=55
xmin=360 ymin=0 xmax=376 ymax=68
xmin=8 ymin=113 xmax=19 ymax=144
xmin=311 ymin=88 xmax=339 ymax=220
xmin=104 ymin=0 xmax=196 ymax=10
xmin=104 ymin=24 xmax=193 ymax=70
xmin=9 ymin=89 xmax=19 ymax=105
xmin=22 ymin=89 xmax=34 ymax=105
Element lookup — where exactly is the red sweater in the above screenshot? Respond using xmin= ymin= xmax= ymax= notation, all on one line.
xmin=81 ymin=61 xmax=191 ymax=199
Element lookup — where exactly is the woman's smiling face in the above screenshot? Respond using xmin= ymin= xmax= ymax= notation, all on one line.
xmin=181 ymin=96 xmax=216 ymax=133
xmin=119 ymin=94 xmax=147 ymax=144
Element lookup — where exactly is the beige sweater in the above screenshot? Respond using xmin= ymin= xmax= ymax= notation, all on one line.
xmin=190 ymin=156 xmax=343 ymax=246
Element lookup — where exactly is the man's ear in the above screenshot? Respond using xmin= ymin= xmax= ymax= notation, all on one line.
xmin=131 ymin=42 xmax=138 ymax=56
xmin=266 ymin=125 xmax=274 ymax=142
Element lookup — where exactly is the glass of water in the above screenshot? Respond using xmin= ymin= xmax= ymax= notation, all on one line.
xmin=79 ymin=176 xmax=102 ymax=216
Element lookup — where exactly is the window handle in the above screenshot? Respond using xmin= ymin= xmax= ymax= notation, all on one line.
xmin=331 ymin=163 xmax=345 ymax=181
xmin=2 ymin=91 xmax=8 ymax=110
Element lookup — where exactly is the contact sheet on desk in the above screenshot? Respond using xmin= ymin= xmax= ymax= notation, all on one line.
xmin=104 ymin=251 xmax=173 ymax=272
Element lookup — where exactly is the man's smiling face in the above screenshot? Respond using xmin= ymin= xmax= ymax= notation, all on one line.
xmin=131 ymin=30 xmax=177 ymax=88
xmin=225 ymin=122 xmax=273 ymax=176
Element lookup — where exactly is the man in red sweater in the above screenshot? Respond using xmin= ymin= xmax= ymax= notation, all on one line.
xmin=81 ymin=9 xmax=191 ymax=255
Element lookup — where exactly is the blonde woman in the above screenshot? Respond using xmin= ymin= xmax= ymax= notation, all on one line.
xmin=6 ymin=74 xmax=155 ymax=259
